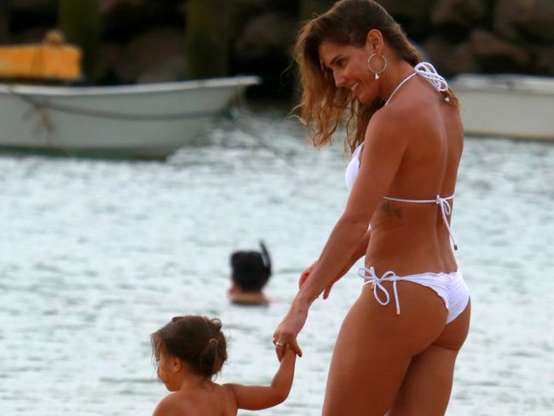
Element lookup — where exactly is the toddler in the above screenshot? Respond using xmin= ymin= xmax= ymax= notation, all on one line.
xmin=151 ymin=315 xmax=296 ymax=415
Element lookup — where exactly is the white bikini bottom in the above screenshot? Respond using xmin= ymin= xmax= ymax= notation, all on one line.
xmin=359 ymin=267 xmax=470 ymax=324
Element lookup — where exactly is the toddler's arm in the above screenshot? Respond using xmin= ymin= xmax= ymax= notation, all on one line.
xmin=225 ymin=347 xmax=296 ymax=410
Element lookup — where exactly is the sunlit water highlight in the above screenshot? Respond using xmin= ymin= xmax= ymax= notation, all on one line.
xmin=1 ymin=111 xmax=553 ymax=415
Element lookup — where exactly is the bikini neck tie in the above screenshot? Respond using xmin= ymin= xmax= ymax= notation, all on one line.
xmin=414 ymin=62 xmax=449 ymax=92
xmin=358 ymin=266 xmax=401 ymax=315
xmin=384 ymin=62 xmax=448 ymax=106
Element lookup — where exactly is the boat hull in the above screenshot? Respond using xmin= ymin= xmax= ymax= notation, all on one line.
xmin=0 ymin=76 xmax=259 ymax=158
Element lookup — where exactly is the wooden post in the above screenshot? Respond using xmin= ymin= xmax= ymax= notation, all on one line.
xmin=184 ymin=0 xmax=229 ymax=79
xmin=300 ymin=0 xmax=335 ymax=21
xmin=58 ymin=0 xmax=101 ymax=81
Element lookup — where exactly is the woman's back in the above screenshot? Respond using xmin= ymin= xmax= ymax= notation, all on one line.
xmin=366 ymin=76 xmax=464 ymax=275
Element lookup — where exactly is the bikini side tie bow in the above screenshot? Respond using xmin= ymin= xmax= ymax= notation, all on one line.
xmin=358 ymin=266 xmax=402 ymax=315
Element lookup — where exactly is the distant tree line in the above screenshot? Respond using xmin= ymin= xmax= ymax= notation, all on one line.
xmin=0 ymin=0 xmax=552 ymax=99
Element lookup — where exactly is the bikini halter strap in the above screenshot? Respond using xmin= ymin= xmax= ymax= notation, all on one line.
xmin=384 ymin=72 xmax=417 ymax=106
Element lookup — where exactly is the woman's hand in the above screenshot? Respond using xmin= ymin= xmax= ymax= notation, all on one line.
xmin=298 ymin=261 xmax=334 ymax=299
xmin=273 ymin=299 xmax=309 ymax=360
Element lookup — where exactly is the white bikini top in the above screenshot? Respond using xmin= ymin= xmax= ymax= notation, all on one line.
xmin=344 ymin=62 xmax=458 ymax=250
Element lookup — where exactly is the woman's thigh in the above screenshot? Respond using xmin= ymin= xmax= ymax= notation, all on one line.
xmin=322 ymin=283 xmax=448 ymax=416
xmin=388 ymin=301 xmax=471 ymax=416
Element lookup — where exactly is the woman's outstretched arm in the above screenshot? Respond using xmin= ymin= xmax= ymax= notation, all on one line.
xmin=273 ymin=109 xmax=410 ymax=357
xmin=296 ymin=111 xmax=408 ymax=305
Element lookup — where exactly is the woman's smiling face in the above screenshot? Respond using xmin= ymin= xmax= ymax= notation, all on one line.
xmin=319 ymin=40 xmax=377 ymax=103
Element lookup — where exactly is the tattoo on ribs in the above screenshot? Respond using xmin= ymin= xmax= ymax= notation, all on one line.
xmin=382 ymin=202 xmax=402 ymax=219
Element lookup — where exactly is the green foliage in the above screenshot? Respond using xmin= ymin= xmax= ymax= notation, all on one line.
xmin=58 ymin=0 xmax=101 ymax=77
xmin=300 ymin=0 xmax=336 ymax=21
xmin=184 ymin=0 xmax=229 ymax=79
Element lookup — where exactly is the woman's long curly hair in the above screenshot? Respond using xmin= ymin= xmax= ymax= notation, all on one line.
xmin=295 ymin=0 xmax=455 ymax=153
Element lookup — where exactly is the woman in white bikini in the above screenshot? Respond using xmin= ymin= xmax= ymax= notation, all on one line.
xmin=272 ymin=1 xmax=471 ymax=415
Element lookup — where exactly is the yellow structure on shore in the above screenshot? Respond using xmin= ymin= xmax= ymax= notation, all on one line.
xmin=0 ymin=30 xmax=81 ymax=81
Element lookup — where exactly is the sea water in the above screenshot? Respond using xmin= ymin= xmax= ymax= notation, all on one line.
xmin=1 ymin=110 xmax=553 ymax=415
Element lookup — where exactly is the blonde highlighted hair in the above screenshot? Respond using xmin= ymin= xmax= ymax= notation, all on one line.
xmin=294 ymin=0 xmax=456 ymax=152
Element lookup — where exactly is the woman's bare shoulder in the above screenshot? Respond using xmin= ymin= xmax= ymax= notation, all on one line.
xmin=374 ymin=94 xmax=450 ymax=141
xmin=365 ymin=105 xmax=414 ymax=147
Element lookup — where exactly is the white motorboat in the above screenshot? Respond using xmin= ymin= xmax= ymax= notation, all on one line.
xmin=451 ymin=74 xmax=554 ymax=141
xmin=0 ymin=76 xmax=260 ymax=158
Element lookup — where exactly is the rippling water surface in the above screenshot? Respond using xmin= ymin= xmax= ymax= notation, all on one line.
xmin=1 ymin=111 xmax=553 ymax=415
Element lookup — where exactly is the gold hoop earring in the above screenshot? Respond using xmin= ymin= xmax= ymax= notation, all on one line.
xmin=368 ymin=53 xmax=387 ymax=80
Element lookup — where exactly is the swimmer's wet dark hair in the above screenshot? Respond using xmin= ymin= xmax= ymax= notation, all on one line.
xmin=230 ymin=241 xmax=272 ymax=292
xmin=151 ymin=315 xmax=227 ymax=379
